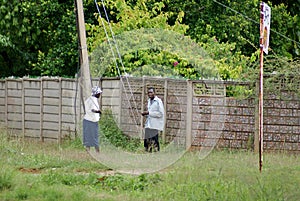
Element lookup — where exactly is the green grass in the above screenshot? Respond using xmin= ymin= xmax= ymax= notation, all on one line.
xmin=0 ymin=128 xmax=300 ymax=201
xmin=99 ymin=109 xmax=142 ymax=152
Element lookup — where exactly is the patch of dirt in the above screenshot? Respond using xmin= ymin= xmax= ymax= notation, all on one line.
xmin=18 ymin=167 xmax=42 ymax=174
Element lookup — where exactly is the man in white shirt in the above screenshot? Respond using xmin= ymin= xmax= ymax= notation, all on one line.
xmin=141 ymin=87 xmax=165 ymax=152
xmin=83 ymin=86 xmax=102 ymax=153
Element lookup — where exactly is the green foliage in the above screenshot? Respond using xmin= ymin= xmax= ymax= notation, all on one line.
xmin=223 ymin=54 xmax=300 ymax=99
xmin=41 ymin=171 xmax=99 ymax=186
xmin=269 ymin=3 xmax=299 ymax=58
xmin=166 ymin=0 xmax=300 ymax=58
xmin=14 ymin=186 xmax=30 ymax=200
xmin=60 ymin=135 xmax=83 ymax=150
xmin=90 ymin=28 xmax=219 ymax=79
xmin=264 ymin=57 xmax=300 ymax=99
xmin=88 ymin=0 xmax=213 ymax=79
xmin=96 ymin=173 xmax=161 ymax=191
xmin=99 ymin=109 xmax=141 ymax=152
xmin=87 ymin=0 xmax=187 ymax=51
xmin=0 ymin=0 xmax=79 ymax=78
xmin=0 ymin=168 xmax=14 ymax=191
xmin=199 ymin=36 xmax=255 ymax=81
xmin=90 ymin=30 xmax=255 ymax=81
xmin=226 ymin=85 xmax=254 ymax=99
xmin=88 ymin=0 xmax=259 ymax=81
xmin=116 ymin=49 xmax=201 ymax=79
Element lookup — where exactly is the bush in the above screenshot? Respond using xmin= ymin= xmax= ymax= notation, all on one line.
xmin=99 ymin=109 xmax=141 ymax=152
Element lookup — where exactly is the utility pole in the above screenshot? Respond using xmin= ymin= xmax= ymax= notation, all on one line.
xmin=258 ymin=4 xmax=264 ymax=172
xmin=258 ymin=2 xmax=271 ymax=172
xmin=75 ymin=0 xmax=91 ymax=100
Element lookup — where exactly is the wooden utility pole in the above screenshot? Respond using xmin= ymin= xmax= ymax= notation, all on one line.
xmin=258 ymin=5 xmax=264 ymax=172
xmin=258 ymin=2 xmax=271 ymax=172
xmin=75 ymin=0 xmax=91 ymax=100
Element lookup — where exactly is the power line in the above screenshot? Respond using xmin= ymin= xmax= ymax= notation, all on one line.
xmin=94 ymin=0 xmax=141 ymax=130
xmin=212 ymin=0 xmax=300 ymax=46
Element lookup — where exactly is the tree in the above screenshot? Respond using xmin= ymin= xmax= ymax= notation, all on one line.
xmin=158 ymin=0 xmax=299 ymax=59
xmin=0 ymin=0 xmax=81 ymax=78
xmin=1 ymin=0 xmax=298 ymax=82
xmin=87 ymin=0 xmax=195 ymax=78
xmin=87 ymin=0 xmax=254 ymax=80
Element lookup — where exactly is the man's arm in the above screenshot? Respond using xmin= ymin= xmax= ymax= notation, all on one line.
xmin=141 ymin=111 xmax=149 ymax=116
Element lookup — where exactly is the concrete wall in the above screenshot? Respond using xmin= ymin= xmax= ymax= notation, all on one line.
xmin=0 ymin=77 xmax=299 ymax=152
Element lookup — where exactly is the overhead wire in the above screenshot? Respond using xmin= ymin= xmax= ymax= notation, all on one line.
xmin=94 ymin=0 xmax=121 ymax=76
xmin=94 ymin=0 xmax=141 ymax=130
xmin=212 ymin=0 xmax=300 ymax=47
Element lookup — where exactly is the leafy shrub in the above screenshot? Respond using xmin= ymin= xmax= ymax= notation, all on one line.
xmin=99 ymin=109 xmax=141 ymax=152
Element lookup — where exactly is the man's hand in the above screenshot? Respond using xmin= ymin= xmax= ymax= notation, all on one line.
xmin=141 ymin=111 xmax=149 ymax=116
xmin=92 ymin=109 xmax=101 ymax=114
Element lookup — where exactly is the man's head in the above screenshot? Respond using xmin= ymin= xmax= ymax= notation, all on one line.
xmin=148 ymin=87 xmax=155 ymax=100
xmin=91 ymin=86 xmax=102 ymax=98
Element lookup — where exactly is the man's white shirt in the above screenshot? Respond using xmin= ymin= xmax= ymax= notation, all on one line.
xmin=145 ymin=96 xmax=165 ymax=131
xmin=83 ymin=96 xmax=100 ymax=122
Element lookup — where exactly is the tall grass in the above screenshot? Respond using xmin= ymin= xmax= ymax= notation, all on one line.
xmin=99 ymin=109 xmax=141 ymax=152
xmin=0 ymin=127 xmax=300 ymax=201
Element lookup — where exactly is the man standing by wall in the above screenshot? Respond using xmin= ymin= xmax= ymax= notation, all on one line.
xmin=141 ymin=87 xmax=165 ymax=152
xmin=83 ymin=86 xmax=102 ymax=153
